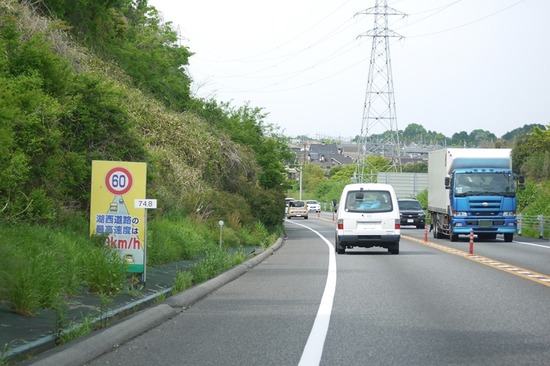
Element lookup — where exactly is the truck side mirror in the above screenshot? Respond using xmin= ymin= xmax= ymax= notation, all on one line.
xmin=518 ymin=175 xmax=525 ymax=190
xmin=518 ymin=176 xmax=525 ymax=184
xmin=444 ymin=177 xmax=450 ymax=189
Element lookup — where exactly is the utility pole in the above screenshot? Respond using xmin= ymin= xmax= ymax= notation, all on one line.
xmin=354 ymin=0 xmax=405 ymax=183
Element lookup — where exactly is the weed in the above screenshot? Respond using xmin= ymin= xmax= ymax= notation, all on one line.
xmin=85 ymin=248 xmax=126 ymax=296
xmin=154 ymin=293 xmax=167 ymax=303
xmin=173 ymin=271 xmax=193 ymax=293
xmin=58 ymin=317 xmax=94 ymax=345
xmin=98 ymin=293 xmax=114 ymax=329
xmin=126 ymin=274 xmax=144 ymax=297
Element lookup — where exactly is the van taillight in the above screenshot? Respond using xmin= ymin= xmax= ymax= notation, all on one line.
xmin=395 ymin=219 xmax=400 ymax=230
xmin=337 ymin=219 xmax=343 ymax=230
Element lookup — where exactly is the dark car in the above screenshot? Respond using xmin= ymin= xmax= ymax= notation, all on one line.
xmin=397 ymin=198 xmax=425 ymax=229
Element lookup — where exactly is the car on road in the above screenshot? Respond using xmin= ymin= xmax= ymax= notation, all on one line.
xmin=335 ymin=183 xmax=400 ymax=254
xmin=306 ymin=200 xmax=321 ymax=213
xmin=287 ymin=200 xmax=308 ymax=219
xmin=397 ymin=198 xmax=425 ymax=229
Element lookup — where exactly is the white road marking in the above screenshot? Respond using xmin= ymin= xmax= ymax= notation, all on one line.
xmin=287 ymin=220 xmax=337 ymax=366
xmin=512 ymin=240 xmax=550 ymax=249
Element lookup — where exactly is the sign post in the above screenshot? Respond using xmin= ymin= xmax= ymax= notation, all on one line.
xmin=134 ymin=199 xmax=157 ymax=284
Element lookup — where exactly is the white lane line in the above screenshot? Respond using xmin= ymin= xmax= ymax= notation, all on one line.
xmin=287 ymin=220 xmax=337 ymax=366
xmin=512 ymin=240 xmax=550 ymax=249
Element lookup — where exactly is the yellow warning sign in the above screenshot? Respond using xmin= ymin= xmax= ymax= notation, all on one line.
xmin=90 ymin=161 xmax=147 ymax=273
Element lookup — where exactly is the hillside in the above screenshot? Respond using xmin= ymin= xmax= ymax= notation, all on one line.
xmin=0 ymin=0 xmax=293 ymax=322
xmin=0 ymin=0 xmax=291 ymax=228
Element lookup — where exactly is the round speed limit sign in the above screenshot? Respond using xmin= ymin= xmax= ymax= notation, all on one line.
xmin=105 ymin=167 xmax=133 ymax=195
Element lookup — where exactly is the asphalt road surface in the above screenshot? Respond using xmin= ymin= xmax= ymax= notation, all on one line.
xmin=82 ymin=216 xmax=550 ymax=366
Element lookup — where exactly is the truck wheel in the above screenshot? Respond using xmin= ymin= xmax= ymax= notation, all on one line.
xmin=433 ymin=224 xmax=443 ymax=239
xmin=450 ymin=234 xmax=459 ymax=242
xmin=504 ymin=233 xmax=513 ymax=242
xmin=389 ymin=243 xmax=399 ymax=255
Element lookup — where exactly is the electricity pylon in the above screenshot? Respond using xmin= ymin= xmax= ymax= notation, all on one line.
xmin=354 ymin=0 xmax=405 ymax=183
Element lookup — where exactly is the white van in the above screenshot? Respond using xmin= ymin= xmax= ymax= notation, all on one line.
xmin=335 ymin=183 xmax=400 ymax=254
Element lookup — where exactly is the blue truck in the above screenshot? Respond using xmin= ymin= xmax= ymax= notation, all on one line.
xmin=428 ymin=148 xmax=524 ymax=242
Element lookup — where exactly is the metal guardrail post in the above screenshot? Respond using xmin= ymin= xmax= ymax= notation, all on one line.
xmin=537 ymin=214 xmax=544 ymax=239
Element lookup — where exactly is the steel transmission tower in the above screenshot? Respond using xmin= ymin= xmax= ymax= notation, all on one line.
xmin=354 ymin=0 xmax=405 ymax=183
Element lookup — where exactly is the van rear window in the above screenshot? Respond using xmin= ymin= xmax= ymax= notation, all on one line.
xmin=345 ymin=190 xmax=393 ymax=213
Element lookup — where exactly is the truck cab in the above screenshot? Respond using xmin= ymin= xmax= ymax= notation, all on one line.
xmin=446 ymin=169 xmax=520 ymax=242
xmin=428 ymin=148 xmax=524 ymax=243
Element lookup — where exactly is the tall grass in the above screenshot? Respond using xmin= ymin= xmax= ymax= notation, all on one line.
xmin=0 ymin=221 xmax=126 ymax=315
xmin=0 ymin=212 xmax=276 ymax=317
xmin=191 ymin=248 xmax=249 ymax=284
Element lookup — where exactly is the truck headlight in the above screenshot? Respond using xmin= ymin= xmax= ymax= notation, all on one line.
xmin=454 ymin=212 xmax=467 ymax=217
xmin=503 ymin=212 xmax=515 ymax=216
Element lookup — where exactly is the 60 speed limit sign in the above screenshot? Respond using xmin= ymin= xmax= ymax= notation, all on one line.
xmin=105 ymin=167 xmax=133 ymax=195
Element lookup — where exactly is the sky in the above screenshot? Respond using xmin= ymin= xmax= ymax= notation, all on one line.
xmin=148 ymin=0 xmax=549 ymax=140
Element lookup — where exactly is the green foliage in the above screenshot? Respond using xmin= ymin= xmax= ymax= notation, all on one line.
xmin=315 ymin=181 xmax=346 ymax=206
xmin=190 ymin=248 xmax=247 ymax=284
xmin=85 ymin=247 xmax=127 ymax=296
xmin=190 ymin=100 xmax=293 ymax=190
xmin=239 ymin=184 xmax=286 ymax=232
xmin=521 ymin=151 xmax=550 ymax=181
xmin=302 ymin=164 xmax=326 ymax=192
xmin=513 ymin=125 xmax=550 ymax=180
xmin=0 ymin=221 xmax=123 ymax=315
xmin=401 ymin=162 xmax=428 ymax=173
xmin=415 ymin=189 xmax=428 ymax=209
xmin=329 ymin=165 xmax=357 ymax=183
xmin=173 ymin=271 xmax=193 ymax=293
xmin=517 ymin=181 xmax=550 ymax=216
xmin=400 ymin=123 xmax=448 ymax=146
xmin=58 ymin=317 xmax=94 ymax=346
xmin=147 ymin=214 xmax=209 ymax=266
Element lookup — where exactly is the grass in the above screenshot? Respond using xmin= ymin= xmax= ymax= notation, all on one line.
xmin=0 ymin=213 xmax=274 ymax=317
xmin=191 ymin=248 xmax=249 ymax=284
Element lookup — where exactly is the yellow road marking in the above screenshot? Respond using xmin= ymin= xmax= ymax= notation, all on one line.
xmin=403 ymin=235 xmax=550 ymax=288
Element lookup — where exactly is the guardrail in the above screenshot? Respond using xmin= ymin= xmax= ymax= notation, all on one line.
xmin=517 ymin=214 xmax=550 ymax=239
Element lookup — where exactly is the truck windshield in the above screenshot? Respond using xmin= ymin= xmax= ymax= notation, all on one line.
xmin=454 ymin=173 xmax=516 ymax=197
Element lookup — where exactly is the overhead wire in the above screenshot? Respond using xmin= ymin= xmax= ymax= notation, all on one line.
xmin=190 ymin=0 xmax=529 ymax=96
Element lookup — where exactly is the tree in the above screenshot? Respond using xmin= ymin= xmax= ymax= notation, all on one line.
xmin=513 ymin=125 xmax=550 ymax=180
xmin=451 ymin=131 xmax=469 ymax=147
xmin=401 ymin=123 xmax=427 ymax=145
xmin=302 ymin=164 xmax=325 ymax=193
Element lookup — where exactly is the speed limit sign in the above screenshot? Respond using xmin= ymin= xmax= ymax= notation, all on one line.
xmin=105 ymin=167 xmax=133 ymax=195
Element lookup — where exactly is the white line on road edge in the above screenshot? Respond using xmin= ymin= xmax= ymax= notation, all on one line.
xmin=512 ymin=240 xmax=550 ymax=249
xmin=287 ymin=220 xmax=337 ymax=366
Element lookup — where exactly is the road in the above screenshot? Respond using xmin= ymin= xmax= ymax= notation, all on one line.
xmin=85 ymin=215 xmax=550 ymax=366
